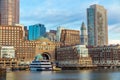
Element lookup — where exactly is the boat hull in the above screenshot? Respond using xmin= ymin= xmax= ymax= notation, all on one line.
xmin=30 ymin=67 xmax=52 ymax=71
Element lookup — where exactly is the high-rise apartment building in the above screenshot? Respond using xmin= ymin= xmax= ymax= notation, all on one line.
xmin=0 ymin=0 xmax=19 ymax=25
xmin=28 ymin=24 xmax=46 ymax=40
xmin=87 ymin=4 xmax=108 ymax=46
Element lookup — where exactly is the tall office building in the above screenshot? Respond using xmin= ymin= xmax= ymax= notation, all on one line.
xmin=80 ymin=22 xmax=88 ymax=45
xmin=87 ymin=4 xmax=108 ymax=46
xmin=0 ymin=0 xmax=19 ymax=25
xmin=28 ymin=24 xmax=46 ymax=40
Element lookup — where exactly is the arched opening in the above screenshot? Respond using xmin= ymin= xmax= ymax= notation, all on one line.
xmin=42 ymin=53 xmax=51 ymax=60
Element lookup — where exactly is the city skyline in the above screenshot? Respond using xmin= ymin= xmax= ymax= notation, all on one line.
xmin=20 ymin=0 xmax=120 ymax=44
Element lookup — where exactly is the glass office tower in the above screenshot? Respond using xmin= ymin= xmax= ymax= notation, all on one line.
xmin=87 ymin=4 xmax=108 ymax=46
xmin=28 ymin=24 xmax=46 ymax=40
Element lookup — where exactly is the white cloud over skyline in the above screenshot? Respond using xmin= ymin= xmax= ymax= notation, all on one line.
xmin=20 ymin=0 xmax=120 ymax=44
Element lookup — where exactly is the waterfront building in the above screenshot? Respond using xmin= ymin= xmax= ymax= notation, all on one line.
xmin=0 ymin=58 xmax=18 ymax=68
xmin=0 ymin=25 xmax=32 ymax=61
xmin=0 ymin=25 xmax=35 ymax=61
xmin=87 ymin=4 xmax=108 ymax=46
xmin=60 ymin=29 xmax=80 ymax=47
xmin=88 ymin=45 xmax=120 ymax=65
xmin=0 ymin=25 xmax=60 ymax=63
xmin=76 ymin=45 xmax=89 ymax=57
xmin=56 ymin=27 xmax=65 ymax=42
xmin=0 ymin=25 xmax=24 ymax=46
xmin=80 ymin=22 xmax=88 ymax=45
xmin=17 ymin=40 xmax=36 ymax=61
xmin=28 ymin=24 xmax=46 ymax=40
xmin=56 ymin=45 xmax=92 ymax=67
xmin=0 ymin=46 xmax=15 ymax=58
xmin=0 ymin=0 xmax=19 ymax=25
xmin=34 ymin=37 xmax=60 ymax=62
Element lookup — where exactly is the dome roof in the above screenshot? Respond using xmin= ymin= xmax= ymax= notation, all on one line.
xmin=34 ymin=54 xmax=43 ymax=61
xmin=43 ymin=32 xmax=56 ymax=41
xmin=37 ymin=36 xmax=49 ymax=41
xmin=81 ymin=22 xmax=86 ymax=30
xmin=44 ymin=32 xmax=56 ymax=38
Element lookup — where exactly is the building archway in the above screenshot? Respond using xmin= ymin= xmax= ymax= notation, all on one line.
xmin=42 ymin=52 xmax=51 ymax=60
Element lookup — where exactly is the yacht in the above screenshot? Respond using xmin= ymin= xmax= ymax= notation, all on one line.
xmin=29 ymin=60 xmax=53 ymax=71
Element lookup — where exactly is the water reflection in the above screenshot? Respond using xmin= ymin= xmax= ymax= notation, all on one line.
xmin=5 ymin=70 xmax=120 ymax=80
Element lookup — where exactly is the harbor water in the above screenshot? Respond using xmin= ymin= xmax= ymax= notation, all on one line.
xmin=6 ymin=70 xmax=120 ymax=80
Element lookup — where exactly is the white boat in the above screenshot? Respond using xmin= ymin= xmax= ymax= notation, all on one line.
xmin=29 ymin=60 xmax=53 ymax=71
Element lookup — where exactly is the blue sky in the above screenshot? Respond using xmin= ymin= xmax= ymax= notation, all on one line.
xmin=20 ymin=0 xmax=120 ymax=44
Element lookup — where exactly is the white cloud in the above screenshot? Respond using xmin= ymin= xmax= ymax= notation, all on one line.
xmin=108 ymin=23 xmax=120 ymax=41
xmin=108 ymin=23 xmax=120 ymax=33
xmin=20 ymin=0 xmax=120 ymax=33
xmin=109 ymin=40 xmax=120 ymax=45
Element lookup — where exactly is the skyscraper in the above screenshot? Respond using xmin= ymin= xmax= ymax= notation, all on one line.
xmin=80 ymin=22 xmax=88 ymax=45
xmin=87 ymin=4 xmax=108 ymax=46
xmin=28 ymin=24 xmax=46 ymax=40
xmin=0 ymin=0 xmax=19 ymax=25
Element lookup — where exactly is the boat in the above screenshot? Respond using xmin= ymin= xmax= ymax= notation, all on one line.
xmin=29 ymin=54 xmax=53 ymax=71
xmin=30 ymin=60 xmax=53 ymax=71
xmin=6 ymin=67 xmax=12 ymax=72
xmin=53 ymin=66 xmax=61 ymax=71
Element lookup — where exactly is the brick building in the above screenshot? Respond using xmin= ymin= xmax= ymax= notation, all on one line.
xmin=0 ymin=25 xmax=36 ymax=61
xmin=60 ymin=29 xmax=80 ymax=47
xmin=34 ymin=37 xmax=60 ymax=62
xmin=56 ymin=45 xmax=92 ymax=67
xmin=88 ymin=45 xmax=120 ymax=65
xmin=0 ymin=25 xmax=60 ymax=64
